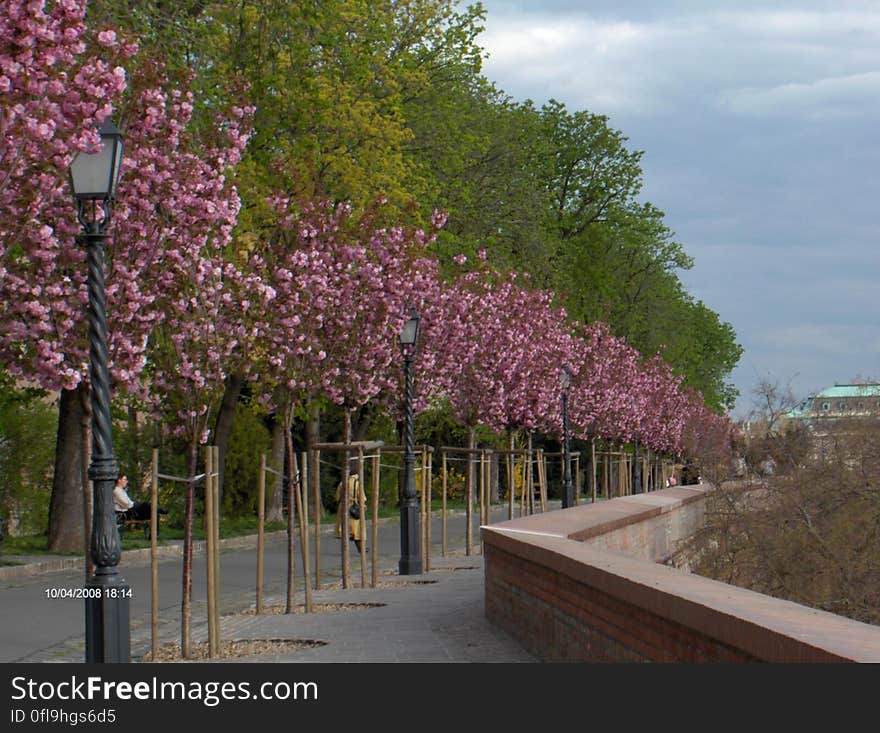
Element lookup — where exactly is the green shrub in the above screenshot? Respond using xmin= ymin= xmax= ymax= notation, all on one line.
xmin=223 ymin=403 xmax=271 ymax=518
xmin=0 ymin=380 xmax=57 ymax=537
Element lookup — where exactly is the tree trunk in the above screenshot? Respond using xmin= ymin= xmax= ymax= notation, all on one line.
xmin=126 ymin=404 xmax=141 ymax=492
xmin=212 ymin=373 xmax=243 ymax=509
xmin=267 ymin=415 xmax=285 ymax=523
xmin=351 ymin=403 xmax=374 ymax=442
xmin=305 ymin=402 xmax=321 ymax=519
xmin=283 ymin=408 xmax=312 ymax=613
xmin=48 ymin=385 xmax=88 ymax=553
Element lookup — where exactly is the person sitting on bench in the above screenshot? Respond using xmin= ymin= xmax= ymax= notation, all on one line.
xmin=114 ymin=474 xmax=167 ymax=522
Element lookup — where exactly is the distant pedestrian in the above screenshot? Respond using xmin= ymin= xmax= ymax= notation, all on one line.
xmin=335 ymin=463 xmax=367 ymax=555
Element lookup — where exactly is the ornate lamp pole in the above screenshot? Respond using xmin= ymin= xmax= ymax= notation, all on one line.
xmin=68 ymin=119 xmax=131 ymax=662
xmin=560 ymin=366 xmax=574 ymax=508
xmin=398 ymin=308 xmax=422 ymax=575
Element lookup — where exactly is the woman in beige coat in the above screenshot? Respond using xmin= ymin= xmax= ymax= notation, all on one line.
xmin=335 ymin=469 xmax=367 ymax=554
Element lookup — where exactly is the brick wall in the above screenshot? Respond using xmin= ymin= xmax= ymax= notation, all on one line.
xmin=482 ymin=485 xmax=880 ymax=662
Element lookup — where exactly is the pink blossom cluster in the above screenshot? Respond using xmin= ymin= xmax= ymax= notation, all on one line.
xmin=0 ymin=2 xmax=255 ymax=449
xmin=127 ymin=64 xmax=255 ymax=440
xmin=228 ymin=191 xmax=729 ymax=460
xmin=253 ymin=198 xmax=446 ymax=413
xmin=414 ymin=260 xmax=731 ymax=459
xmin=0 ymin=0 xmax=135 ymax=391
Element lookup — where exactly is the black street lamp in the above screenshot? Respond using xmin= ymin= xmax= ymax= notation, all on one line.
xmin=560 ymin=365 xmax=574 ymax=508
xmin=69 ymin=119 xmax=130 ymax=663
xmin=398 ymin=308 xmax=422 ymax=575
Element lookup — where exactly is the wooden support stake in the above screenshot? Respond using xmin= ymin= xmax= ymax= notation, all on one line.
xmin=205 ymin=446 xmax=216 ymax=658
xmin=256 ymin=453 xmax=265 ymax=614
xmin=538 ymin=448 xmax=547 ymax=513
xmin=356 ymin=447 xmax=366 ymax=588
xmin=420 ymin=446 xmax=427 ymax=570
xmin=212 ymin=445 xmax=221 ymax=654
xmin=478 ymin=449 xmax=485 ymax=554
xmin=211 ymin=446 xmax=221 ymax=655
xmin=285 ymin=438 xmax=296 ymax=612
xmin=526 ymin=433 xmax=534 ymax=515
xmin=485 ymin=449 xmax=491 ymax=524
xmin=507 ymin=433 xmax=515 ymax=520
xmin=341 ymin=412 xmax=352 ymax=590
xmin=465 ymin=428 xmax=474 ymax=556
xmin=426 ymin=448 xmax=433 ymax=572
xmin=478 ymin=449 xmax=485 ymax=530
xmin=574 ymin=454 xmax=580 ymax=505
xmin=602 ymin=449 xmax=609 ymax=498
xmin=313 ymin=449 xmax=321 ymax=590
xmin=299 ymin=450 xmax=312 ymax=612
xmin=371 ymin=452 xmax=380 ymax=587
xmin=591 ymin=440 xmax=597 ymax=503
xmin=150 ymin=449 xmax=159 ymax=661
xmin=441 ymin=451 xmax=448 ymax=557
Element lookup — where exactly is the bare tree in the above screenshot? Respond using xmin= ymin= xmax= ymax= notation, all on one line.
xmin=676 ymin=417 xmax=880 ymax=626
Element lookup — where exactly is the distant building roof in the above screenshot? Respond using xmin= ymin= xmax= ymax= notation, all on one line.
xmin=784 ymin=383 xmax=880 ymax=421
xmin=814 ymin=384 xmax=880 ymax=399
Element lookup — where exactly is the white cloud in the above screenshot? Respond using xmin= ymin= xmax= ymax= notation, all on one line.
xmin=479 ymin=15 xmax=672 ymax=114
xmin=717 ymin=71 xmax=880 ymax=119
xmin=477 ymin=4 xmax=880 ymax=119
xmin=715 ymin=9 xmax=880 ymax=38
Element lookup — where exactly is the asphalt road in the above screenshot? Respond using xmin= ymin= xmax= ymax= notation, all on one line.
xmin=0 ymin=504 xmax=522 ymax=662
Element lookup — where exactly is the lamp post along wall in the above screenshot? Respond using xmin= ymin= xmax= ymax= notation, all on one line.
xmin=399 ymin=309 xmax=422 ymax=575
xmin=69 ymin=120 xmax=130 ymax=663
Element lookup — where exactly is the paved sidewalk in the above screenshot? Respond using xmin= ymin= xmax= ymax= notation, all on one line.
xmin=193 ymin=555 xmax=536 ymax=663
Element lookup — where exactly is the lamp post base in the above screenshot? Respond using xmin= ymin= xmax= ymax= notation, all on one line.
xmin=562 ymin=482 xmax=574 ymax=509
xmin=398 ymin=501 xmax=422 ymax=576
xmin=399 ymin=558 xmax=423 ymax=575
xmin=84 ymin=577 xmax=131 ymax=663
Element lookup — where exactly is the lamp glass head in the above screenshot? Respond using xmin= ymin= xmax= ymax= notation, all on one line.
xmin=68 ymin=119 xmax=124 ymax=201
xmin=560 ymin=365 xmax=572 ymax=389
xmin=399 ymin=309 xmax=420 ymax=347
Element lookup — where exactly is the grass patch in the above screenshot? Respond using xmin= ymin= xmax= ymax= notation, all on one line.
xmin=0 ymin=500 xmax=480 ymax=557
xmin=0 ymin=534 xmax=80 ymax=556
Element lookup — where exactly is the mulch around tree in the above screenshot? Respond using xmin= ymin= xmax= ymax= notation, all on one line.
xmin=237 ymin=601 xmax=385 ymax=616
xmin=142 ymin=638 xmax=326 ymax=662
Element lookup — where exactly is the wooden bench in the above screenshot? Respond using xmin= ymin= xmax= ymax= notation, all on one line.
xmin=116 ymin=514 xmax=161 ymax=540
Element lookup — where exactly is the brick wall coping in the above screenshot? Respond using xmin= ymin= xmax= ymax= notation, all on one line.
xmin=489 ymin=485 xmax=710 ymax=544
xmin=482 ymin=486 xmax=880 ymax=662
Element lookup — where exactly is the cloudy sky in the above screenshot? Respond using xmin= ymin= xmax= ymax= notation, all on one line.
xmin=469 ymin=0 xmax=880 ymax=417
